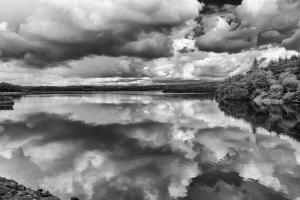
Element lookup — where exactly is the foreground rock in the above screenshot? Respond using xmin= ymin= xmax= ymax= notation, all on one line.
xmin=0 ymin=177 xmax=61 ymax=200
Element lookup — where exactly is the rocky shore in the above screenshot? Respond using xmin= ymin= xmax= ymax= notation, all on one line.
xmin=0 ymin=177 xmax=62 ymax=200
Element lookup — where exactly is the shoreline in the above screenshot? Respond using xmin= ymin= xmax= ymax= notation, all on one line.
xmin=0 ymin=81 xmax=222 ymax=97
xmin=0 ymin=91 xmax=216 ymax=96
xmin=3 ymin=91 xmax=300 ymax=105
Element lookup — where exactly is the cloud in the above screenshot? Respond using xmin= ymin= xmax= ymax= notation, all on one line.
xmin=238 ymin=0 xmax=300 ymax=54
xmin=0 ymin=45 xmax=297 ymax=86
xmin=192 ymin=3 xmax=259 ymax=53
xmin=236 ymin=0 xmax=300 ymax=50
xmin=282 ymin=23 xmax=300 ymax=52
xmin=120 ymin=32 xmax=173 ymax=58
xmin=195 ymin=16 xmax=257 ymax=53
xmin=199 ymin=0 xmax=242 ymax=6
xmin=236 ymin=0 xmax=300 ymax=31
xmin=1 ymin=0 xmax=300 ymax=82
xmin=128 ymin=45 xmax=298 ymax=79
xmin=191 ymin=0 xmax=300 ymax=53
xmin=0 ymin=0 xmax=202 ymax=67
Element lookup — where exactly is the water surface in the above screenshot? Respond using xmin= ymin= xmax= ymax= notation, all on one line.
xmin=0 ymin=93 xmax=299 ymax=200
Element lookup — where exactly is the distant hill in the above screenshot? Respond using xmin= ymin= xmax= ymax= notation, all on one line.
xmin=0 ymin=81 xmax=222 ymax=94
xmin=0 ymin=82 xmax=22 ymax=92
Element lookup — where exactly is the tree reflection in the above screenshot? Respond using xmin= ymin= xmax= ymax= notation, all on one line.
xmin=218 ymin=100 xmax=300 ymax=140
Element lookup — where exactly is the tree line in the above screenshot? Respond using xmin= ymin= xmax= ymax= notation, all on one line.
xmin=216 ymin=56 xmax=300 ymax=103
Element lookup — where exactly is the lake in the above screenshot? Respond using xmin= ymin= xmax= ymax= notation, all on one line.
xmin=0 ymin=93 xmax=299 ymax=200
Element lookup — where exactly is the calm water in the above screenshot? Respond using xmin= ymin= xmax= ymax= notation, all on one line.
xmin=0 ymin=93 xmax=299 ymax=200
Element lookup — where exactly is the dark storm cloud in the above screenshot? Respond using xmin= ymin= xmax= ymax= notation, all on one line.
xmin=283 ymin=27 xmax=300 ymax=52
xmin=199 ymin=0 xmax=242 ymax=6
xmin=194 ymin=0 xmax=258 ymax=53
xmin=193 ymin=0 xmax=300 ymax=53
xmin=0 ymin=0 xmax=202 ymax=68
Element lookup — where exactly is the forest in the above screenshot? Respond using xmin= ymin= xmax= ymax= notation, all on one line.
xmin=216 ymin=56 xmax=300 ymax=103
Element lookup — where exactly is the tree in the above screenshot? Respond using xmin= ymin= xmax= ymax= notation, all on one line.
xmin=216 ymin=74 xmax=252 ymax=100
xmin=246 ymin=69 xmax=272 ymax=91
xmin=253 ymin=58 xmax=259 ymax=69
xmin=249 ymin=58 xmax=260 ymax=73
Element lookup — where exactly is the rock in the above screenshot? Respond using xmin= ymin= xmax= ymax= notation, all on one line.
xmin=0 ymin=178 xmax=7 ymax=183
xmin=41 ymin=191 xmax=51 ymax=197
xmin=71 ymin=197 xmax=80 ymax=200
xmin=16 ymin=185 xmax=26 ymax=191
xmin=0 ymin=177 xmax=63 ymax=200
xmin=18 ymin=191 xmax=29 ymax=196
xmin=0 ymin=185 xmax=11 ymax=195
xmin=10 ymin=190 xmax=18 ymax=196
xmin=5 ymin=182 xmax=17 ymax=190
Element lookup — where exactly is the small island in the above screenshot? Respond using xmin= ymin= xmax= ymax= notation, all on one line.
xmin=216 ymin=56 xmax=300 ymax=104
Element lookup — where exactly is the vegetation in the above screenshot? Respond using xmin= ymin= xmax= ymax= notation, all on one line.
xmin=216 ymin=56 xmax=300 ymax=103
xmin=0 ymin=82 xmax=22 ymax=92
xmin=162 ymin=82 xmax=222 ymax=93
xmin=24 ymin=85 xmax=166 ymax=93
xmin=0 ymin=81 xmax=222 ymax=94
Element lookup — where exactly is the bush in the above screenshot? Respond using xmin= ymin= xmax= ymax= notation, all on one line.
xmin=268 ymin=84 xmax=284 ymax=99
xmin=283 ymin=92 xmax=296 ymax=101
xmin=246 ymin=70 xmax=271 ymax=91
xmin=283 ymin=91 xmax=300 ymax=102
xmin=282 ymin=78 xmax=299 ymax=92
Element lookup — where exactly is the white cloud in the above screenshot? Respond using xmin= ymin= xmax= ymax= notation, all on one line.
xmin=237 ymin=0 xmax=300 ymax=31
xmin=137 ymin=45 xmax=298 ymax=79
xmin=0 ymin=21 xmax=8 ymax=31
xmin=0 ymin=45 xmax=297 ymax=86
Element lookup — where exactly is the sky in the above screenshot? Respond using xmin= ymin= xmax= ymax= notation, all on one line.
xmin=0 ymin=0 xmax=300 ymax=86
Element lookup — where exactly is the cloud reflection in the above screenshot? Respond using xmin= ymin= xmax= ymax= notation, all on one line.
xmin=0 ymin=94 xmax=299 ymax=200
